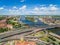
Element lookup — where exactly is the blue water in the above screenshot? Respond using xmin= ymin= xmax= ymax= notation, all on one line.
xmin=19 ymin=16 xmax=60 ymax=35
xmin=47 ymin=28 xmax=60 ymax=35
xmin=19 ymin=16 xmax=48 ymax=27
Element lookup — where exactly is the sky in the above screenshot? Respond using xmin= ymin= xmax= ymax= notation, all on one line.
xmin=0 ymin=0 xmax=60 ymax=15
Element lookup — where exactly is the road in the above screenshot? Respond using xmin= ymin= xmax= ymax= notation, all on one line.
xmin=0 ymin=25 xmax=60 ymax=39
xmin=49 ymin=32 xmax=60 ymax=39
xmin=0 ymin=26 xmax=47 ymax=39
xmin=0 ymin=38 xmax=51 ymax=45
xmin=0 ymin=29 xmax=47 ymax=42
xmin=0 ymin=25 xmax=60 ymax=43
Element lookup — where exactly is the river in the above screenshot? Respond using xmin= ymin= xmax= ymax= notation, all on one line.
xmin=19 ymin=16 xmax=48 ymax=27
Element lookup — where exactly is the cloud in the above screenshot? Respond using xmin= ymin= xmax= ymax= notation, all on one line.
xmin=20 ymin=0 xmax=25 ymax=2
xmin=40 ymin=7 xmax=47 ymax=11
xmin=13 ymin=6 xmax=17 ymax=9
xmin=8 ymin=9 xmax=20 ymax=15
xmin=49 ymin=4 xmax=58 ymax=10
xmin=0 ymin=7 xmax=4 ymax=10
xmin=19 ymin=5 xmax=26 ymax=10
xmin=49 ymin=4 xmax=56 ymax=7
xmin=1 ymin=4 xmax=60 ymax=15
xmin=33 ymin=7 xmax=39 ymax=11
xmin=39 ymin=4 xmax=58 ymax=11
xmin=6 ymin=5 xmax=27 ymax=15
xmin=29 ymin=4 xmax=59 ymax=15
xmin=50 ymin=6 xmax=58 ymax=10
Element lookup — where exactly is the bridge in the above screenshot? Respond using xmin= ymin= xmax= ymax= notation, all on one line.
xmin=0 ymin=25 xmax=60 ymax=44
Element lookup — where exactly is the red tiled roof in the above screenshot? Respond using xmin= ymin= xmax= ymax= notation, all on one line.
xmin=0 ymin=23 xmax=7 ymax=27
xmin=15 ymin=41 xmax=36 ymax=45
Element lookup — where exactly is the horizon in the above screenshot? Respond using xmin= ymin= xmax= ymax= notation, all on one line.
xmin=0 ymin=15 xmax=60 ymax=16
